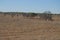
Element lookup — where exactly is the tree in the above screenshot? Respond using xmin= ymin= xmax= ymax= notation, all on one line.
xmin=42 ymin=11 xmax=53 ymax=21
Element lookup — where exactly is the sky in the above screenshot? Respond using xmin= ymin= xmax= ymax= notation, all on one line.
xmin=0 ymin=0 xmax=60 ymax=13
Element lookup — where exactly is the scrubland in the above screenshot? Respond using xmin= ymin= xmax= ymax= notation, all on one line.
xmin=0 ymin=14 xmax=60 ymax=40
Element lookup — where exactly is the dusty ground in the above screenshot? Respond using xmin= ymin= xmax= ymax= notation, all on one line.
xmin=0 ymin=14 xmax=60 ymax=40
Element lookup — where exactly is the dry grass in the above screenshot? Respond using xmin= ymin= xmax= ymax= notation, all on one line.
xmin=0 ymin=14 xmax=60 ymax=40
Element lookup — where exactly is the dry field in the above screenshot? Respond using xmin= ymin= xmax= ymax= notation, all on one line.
xmin=0 ymin=14 xmax=60 ymax=40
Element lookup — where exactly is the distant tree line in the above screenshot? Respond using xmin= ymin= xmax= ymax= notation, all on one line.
xmin=0 ymin=11 xmax=60 ymax=21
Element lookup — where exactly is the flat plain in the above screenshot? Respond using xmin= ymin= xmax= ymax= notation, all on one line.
xmin=0 ymin=14 xmax=60 ymax=40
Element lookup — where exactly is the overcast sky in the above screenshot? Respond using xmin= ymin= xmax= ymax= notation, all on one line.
xmin=0 ymin=0 xmax=60 ymax=13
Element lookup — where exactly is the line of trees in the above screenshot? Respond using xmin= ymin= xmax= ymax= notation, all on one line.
xmin=0 ymin=11 xmax=54 ymax=21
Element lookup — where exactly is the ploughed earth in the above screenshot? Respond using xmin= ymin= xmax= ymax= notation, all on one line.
xmin=0 ymin=14 xmax=60 ymax=40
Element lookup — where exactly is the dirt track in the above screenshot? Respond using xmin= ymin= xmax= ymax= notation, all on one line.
xmin=0 ymin=15 xmax=60 ymax=40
